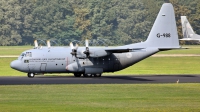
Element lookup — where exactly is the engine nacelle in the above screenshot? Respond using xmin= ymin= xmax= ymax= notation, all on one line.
xmin=66 ymin=62 xmax=84 ymax=72
xmin=76 ymin=48 xmax=110 ymax=58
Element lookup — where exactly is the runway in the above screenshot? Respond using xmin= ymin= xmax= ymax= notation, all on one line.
xmin=0 ymin=75 xmax=200 ymax=85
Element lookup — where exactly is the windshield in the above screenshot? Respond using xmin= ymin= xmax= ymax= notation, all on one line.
xmin=18 ymin=53 xmax=25 ymax=60
xmin=21 ymin=53 xmax=26 ymax=57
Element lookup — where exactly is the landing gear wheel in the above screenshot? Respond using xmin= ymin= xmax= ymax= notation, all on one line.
xmin=74 ymin=73 xmax=82 ymax=77
xmin=27 ymin=73 xmax=35 ymax=78
xmin=94 ymin=73 xmax=102 ymax=77
xmin=83 ymin=74 xmax=92 ymax=77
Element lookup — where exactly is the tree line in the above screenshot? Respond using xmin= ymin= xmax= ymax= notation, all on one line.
xmin=0 ymin=0 xmax=199 ymax=46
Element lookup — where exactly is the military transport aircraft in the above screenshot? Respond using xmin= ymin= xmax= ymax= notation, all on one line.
xmin=180 ymin=16 xmax=200 ymax=41
xmin=10 ymin=3 xmax=181 ymax=78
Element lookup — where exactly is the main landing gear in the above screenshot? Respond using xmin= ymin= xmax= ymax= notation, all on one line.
xmin=74 ymin=73 xmax=102 ymax=77
xmin=27 ymin=73 xmax=35 ymax=78
xmin=74 ymin=73 xmax=82 ymax=77
xmin=27 ymin=73 xmax=101 ymax=78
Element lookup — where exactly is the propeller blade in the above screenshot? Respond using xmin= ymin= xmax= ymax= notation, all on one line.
xmin=47 ymin=40 xmax=51 ymax=48
xmin=85 ymin=39 xmax=89 ymax=48
xmin=75 ymin=44 xmax=79 ymax=50
xmin=70 ymin=42 xmax=79 ymax=57
xmin=34 ymin=40 xmax=38 ymax=48
xmin=70 ymin=42 xmax=74 ymax=49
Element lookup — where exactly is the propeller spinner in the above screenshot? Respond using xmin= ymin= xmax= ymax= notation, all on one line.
xmin=70 ymin=42 xmax=78 ymax=57
xmin=83 ymin=39 xmax=90 ymax=57
xmin=70 ymin=39 xmax=91 ymax=58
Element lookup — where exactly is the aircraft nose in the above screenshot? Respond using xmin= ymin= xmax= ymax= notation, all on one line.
xmin=10 ymin=60 xmax=21 ymax=70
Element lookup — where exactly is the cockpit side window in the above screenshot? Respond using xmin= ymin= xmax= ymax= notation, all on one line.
xmin=21 ymin=53 xmax=25 ymax=57
xmin=19 ymin=53 xmax=26 ymax=60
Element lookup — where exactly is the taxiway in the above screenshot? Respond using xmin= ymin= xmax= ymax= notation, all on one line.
xmin=0 ymin=75 xmax=199 ymax=85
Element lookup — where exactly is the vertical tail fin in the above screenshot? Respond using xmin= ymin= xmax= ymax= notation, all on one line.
xmin=145 ymin=3 xmax=180 ymax=49
xmin=180 ymin=16 xmax=200 ymax=41
xmin=181 ymin=16 xmax=195 ymax=39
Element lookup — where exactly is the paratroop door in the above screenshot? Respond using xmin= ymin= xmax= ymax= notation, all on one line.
xmin=40 ymin=63 xmax=47 ymax=72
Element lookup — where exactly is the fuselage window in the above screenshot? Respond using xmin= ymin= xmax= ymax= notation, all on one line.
xmin=24 ymin=60 xmax=29 ymax=63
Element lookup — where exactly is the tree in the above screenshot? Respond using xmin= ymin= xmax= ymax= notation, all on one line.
xmin=170 ymin=0 xmax=191 ymax=40
xmin=0 ymin=0 xmax=22 ymax=45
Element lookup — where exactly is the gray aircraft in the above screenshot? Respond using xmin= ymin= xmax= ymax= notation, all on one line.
xmin=180 ymin=16 xmax=200 ymax=41
xmin=10 ymin=3 xmax=181 ymax=78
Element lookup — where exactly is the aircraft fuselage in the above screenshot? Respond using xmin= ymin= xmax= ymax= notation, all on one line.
xmin=10 ymin=47 xmax=159 ymax=75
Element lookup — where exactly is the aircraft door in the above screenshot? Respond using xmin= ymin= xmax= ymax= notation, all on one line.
xmin=113 ymin=55 xmax=120 ymax=71
xmin=40 ymin=63 xmax=47 ymax=72
xmin=113 ymin=59 xmax=119 ymax=71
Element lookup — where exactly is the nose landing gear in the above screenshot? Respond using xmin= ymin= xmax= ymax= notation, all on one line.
xmin=27 ymin=73 xmax=35 ymax=78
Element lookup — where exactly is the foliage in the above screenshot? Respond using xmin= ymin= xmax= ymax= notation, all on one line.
xmin=0 ymin=0 xmax=200 ymax=46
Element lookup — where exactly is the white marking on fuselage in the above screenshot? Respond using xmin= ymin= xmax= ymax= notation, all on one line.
xmin=126 ymin=53 xmax=132 ymax=58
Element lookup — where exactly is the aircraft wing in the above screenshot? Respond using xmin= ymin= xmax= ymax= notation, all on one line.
xmin=105 ymin=48 xmax=144 ymax=53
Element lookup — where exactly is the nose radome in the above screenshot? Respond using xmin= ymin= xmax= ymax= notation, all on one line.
xmin=10 ymin=60 xmax=21 ymax=70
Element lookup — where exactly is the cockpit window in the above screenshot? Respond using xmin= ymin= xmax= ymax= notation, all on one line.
xmin=21 ymin=53 xmax=26 ymax=57
xmin=25 ymin=52 xmax=32 ymax=57
xmin=18 ymin=53 xmax=26 ymax=60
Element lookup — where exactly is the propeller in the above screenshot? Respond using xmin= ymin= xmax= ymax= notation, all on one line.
xmin=83 ymin=39 xmax=90 ymax=58
xmin=69 ymin=39 xmax=91 ymax=58
xmin=70 ymin=42 xmax=78 ymax=57
xmin=34 ymin=40 xmax=38 ymax=48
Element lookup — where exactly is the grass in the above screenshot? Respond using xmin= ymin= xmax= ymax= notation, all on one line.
xmin=0 ymin=45 xmax=200 ymax=55
xmin=1 ymin=46 xmax=200 ymax=112
xmin=0 ymin=58 xmax=25 ymax=76
xmin=0 ymin=46 xmax=31 ymax=55
xmin=112 ymin=57 xmax=200 ymax=75
xmin=158 ymin=48 xmax=200 ymax=54
xmin=0 ymin=84 xmax=200 ymax=112
xmin=2 ymin=57 xmax=200 ymax=76
xmin=157 ymin=45 xmax=200 ymax=54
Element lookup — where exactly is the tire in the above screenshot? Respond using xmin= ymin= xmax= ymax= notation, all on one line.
xmin=83 ymin=74 xmax=92 ymax=77
xmin=27 ymin=73 xmax=35 ymax=78
xmin=94 ymin=73 xmax=102 ymax=77
xmin=74 ymin=73 xmax=82 ymax=77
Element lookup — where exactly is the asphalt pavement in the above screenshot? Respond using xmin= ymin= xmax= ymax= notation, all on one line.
xmin=0 ymin=75 xmax=199 ymax=85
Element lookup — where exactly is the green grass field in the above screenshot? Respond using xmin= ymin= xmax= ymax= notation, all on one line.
xmin=113 ymin=57 xmax=200 ymax=75
xmin=0 ymin=84 xmax=200 ymax=112
xmin=2 ymin=57 xmax=200 ymax=76
xmin=0 ymin=46 xmax=31 ymax=55
xmin=1 ymin=46 xmax=200 ymax=112
xmin=0 ymin=45 xmax=200 ymax=55
xmin=157 ymin=45 xmax=200 ymax=54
